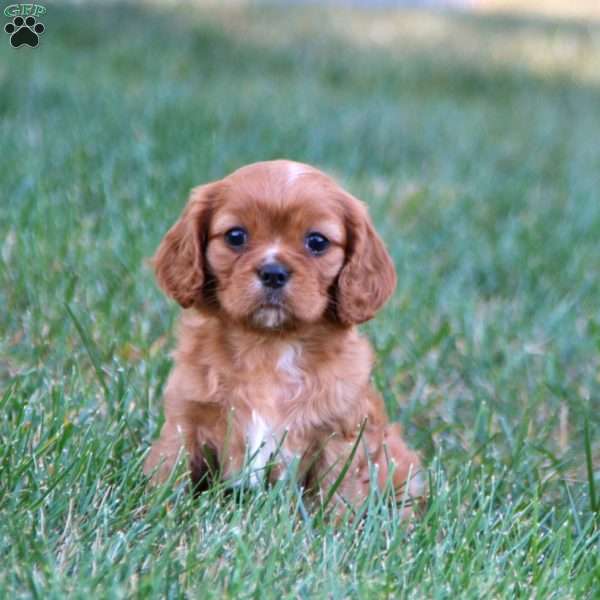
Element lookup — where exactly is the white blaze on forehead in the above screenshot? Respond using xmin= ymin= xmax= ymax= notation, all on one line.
xmin=262 ymin=244 xmax=280 ymax=263
xmin=286 ymin=162 xmax=310 ymax=185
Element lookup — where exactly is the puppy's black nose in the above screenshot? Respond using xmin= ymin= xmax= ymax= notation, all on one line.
xmin=258 ymin=262 xmax=291 ymax=289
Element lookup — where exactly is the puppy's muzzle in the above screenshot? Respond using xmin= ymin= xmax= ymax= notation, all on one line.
xmin=257 ymin=262 xmax=291 ymax=289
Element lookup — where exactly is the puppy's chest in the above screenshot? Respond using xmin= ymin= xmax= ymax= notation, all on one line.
xmin=236 ymin=343 xmax=307 ymax=408
xmin=221 ymin=342 xmax=364 ymax=486
xmin=226 ymin=342 xmax=364 ymax=423
xmin=236 ymin=345 xmax=306 ymax=484
xmin=235 ymin=343 xmax=311 ymax=437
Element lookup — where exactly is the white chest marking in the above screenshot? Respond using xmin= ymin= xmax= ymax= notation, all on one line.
xmin=276 ymin=344 xmax=302 ymax=383
xmin=246 ymin=411 xmax=277 ymax=486
xmin=245 ymin=411 xmax=298 ymax=486
xmin=241 ymin=347 xmax=303 ymax=486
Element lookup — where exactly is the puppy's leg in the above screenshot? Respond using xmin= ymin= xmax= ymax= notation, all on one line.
xmin=144 ymin=420 xmax=186 ymax=484
xmin=307 ymin=433 xmax=374 ymax=513
xmin=310 ymin=424 xmax=423 ymax=516
xmin=144 ymin=420 xmax=211 ymax=487
xmin=372 ymin=423 xmax=424 ymax=510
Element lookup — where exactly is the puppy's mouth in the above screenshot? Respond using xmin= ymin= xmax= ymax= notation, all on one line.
xmin=251 ymin=306 xmax=289 ymax=329
xmin=260 ymin=289 xmax=285 ymax=307
xmin=250 ymin=292 xmax=291 ymax=329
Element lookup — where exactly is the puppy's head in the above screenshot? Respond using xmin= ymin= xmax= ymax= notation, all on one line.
xmin=153 ymin=160 xmax=396 ymax=329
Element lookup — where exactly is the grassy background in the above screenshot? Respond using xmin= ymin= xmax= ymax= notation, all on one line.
xmin=1 ymin=1 xmax=599 ymax=596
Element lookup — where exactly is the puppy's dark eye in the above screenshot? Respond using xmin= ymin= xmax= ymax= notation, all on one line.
xmin=225 ymin=227 xmax=248 ymax=249
xmin=305 ymin=232 xmax=330 ymax=255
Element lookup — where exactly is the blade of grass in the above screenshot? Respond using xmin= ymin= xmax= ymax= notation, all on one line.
xmin=65 ymin=302 xmax=109 ymax=397
xmin=321 ymin=419 xmax=367 ymax=511
xmin=583 ymin=414 xmax=597 ymax=514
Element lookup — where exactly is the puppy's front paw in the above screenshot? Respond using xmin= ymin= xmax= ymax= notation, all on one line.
xmin=376 ymin=424 xmax=426 ymax=511
xmin=144 ymin=443 xmax=178 ymax=486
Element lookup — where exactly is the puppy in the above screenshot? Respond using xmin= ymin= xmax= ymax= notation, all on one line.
xmin=144 ymin=160 xmax=423 ymax=513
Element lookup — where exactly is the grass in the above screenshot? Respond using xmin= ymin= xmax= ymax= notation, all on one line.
xmin=1 ymin=1 xmax=599 ymax=596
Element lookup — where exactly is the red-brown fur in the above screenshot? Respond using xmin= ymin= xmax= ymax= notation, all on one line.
xmin=145 ymin=160 xmax=423 ymax=512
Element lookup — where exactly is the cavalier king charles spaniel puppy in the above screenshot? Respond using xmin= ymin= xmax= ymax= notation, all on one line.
xmin=145 ymin=160 xmax=423 ymax=513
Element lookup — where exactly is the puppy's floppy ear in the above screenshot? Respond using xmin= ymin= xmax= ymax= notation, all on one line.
xmin=153 ymin=183 xmax=219 ymax=308
xmin=336 ymin=194 xmax=397 ymax=325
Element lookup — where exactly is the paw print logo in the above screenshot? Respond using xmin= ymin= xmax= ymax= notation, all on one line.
xmin=4 ymin=16 xmax=45 ymax=48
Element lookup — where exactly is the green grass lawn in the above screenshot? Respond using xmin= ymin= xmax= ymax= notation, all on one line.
xmin=1 ymin=1 xmax=599 ymax=597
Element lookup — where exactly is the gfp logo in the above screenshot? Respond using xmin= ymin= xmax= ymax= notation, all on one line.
xmin=4 ymin=4 xmax=46 ymax=47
